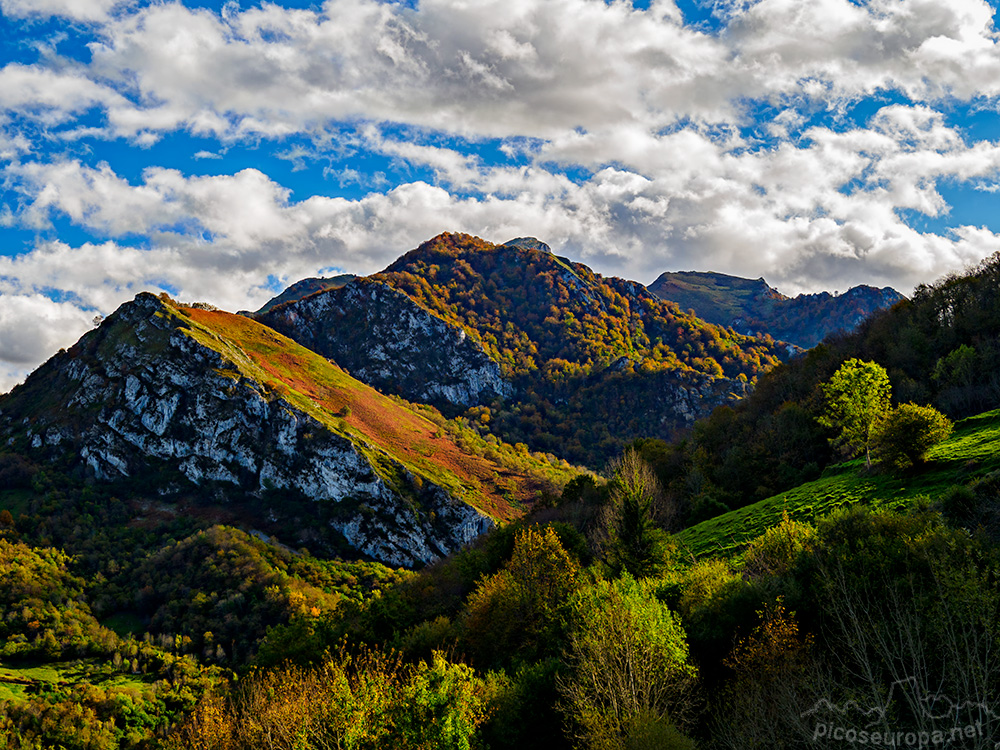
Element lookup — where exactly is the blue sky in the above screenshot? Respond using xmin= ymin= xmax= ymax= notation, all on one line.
xmin=2 ymin=0 xmax=1000 ymax=389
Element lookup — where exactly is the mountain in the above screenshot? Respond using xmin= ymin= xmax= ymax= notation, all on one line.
xmin=647 ymin=270 xmax=905 ymax=349
xmin=256 ymin=276 xmax=513 ymax=408
xmin=255 ymin=274 xmax=356 ymax=314
xmin=259 ymin=233 xmax=794 ymax=465
xmin=0 ymin=293 xmax=574 ymax=566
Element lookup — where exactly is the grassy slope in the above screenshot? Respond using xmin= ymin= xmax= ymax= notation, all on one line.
xmin=0 ymin=661 xmax=152 ymax=704
xmin=647 ymin=271 xmax=782 ymax=326
xmin=169 ymin=303 xmax=575 ymax=521
xmin=676 ymin=408 xmax=1000 ymax=559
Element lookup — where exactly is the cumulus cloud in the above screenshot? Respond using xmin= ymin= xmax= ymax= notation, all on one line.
xmin=0 ymin=65 xmax=128 ymax=126
xmin=2 ymin=0 xmax=1000 ymax=387
xmin=5 ymin=102 xmax=999 ymax=314
xmin=28 ymin=0 xmax=981 ymax=144
xmin=0 ymin=294 xmax=95 ymax=394
xmin=0 ymin=0 xmax=127 ymax=23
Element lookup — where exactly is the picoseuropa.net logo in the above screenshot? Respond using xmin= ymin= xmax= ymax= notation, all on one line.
xmin=801 ymin=678 xmax=999 ymax=747
xmin=809 ymin=721 xmax=985 ymax=747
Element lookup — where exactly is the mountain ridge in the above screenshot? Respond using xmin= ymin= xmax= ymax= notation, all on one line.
xmin=255 ymin=274 xmax=357 ymax=314
xmin=647 ymin=270 xmax=904 ymax=348
xmin=0 ymin=292 xmax=574 ymax=566
xmin=258 ymin=233 xmax=793 ymax=465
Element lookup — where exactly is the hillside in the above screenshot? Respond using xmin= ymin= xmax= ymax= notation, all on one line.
xmin=642 ymin=250 xmax=1000 ymax=526
xmin=260 ymin=233 xmax=792 ymax=465
xmin=648 ymin=270 xmax=904 ymax=348
xmin=1 ymin=250 xmax=999 ymax=750
xmin=0 ymin=293 xmax=576 ymax=566
xmin=675 ymin=407 xmax=1000 ymax=558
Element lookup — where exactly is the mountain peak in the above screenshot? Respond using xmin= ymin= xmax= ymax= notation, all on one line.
xmin=0 ymin=290 xmax=574 ymax=566
xmin=501 ymin=237 xmax=552 ymax=254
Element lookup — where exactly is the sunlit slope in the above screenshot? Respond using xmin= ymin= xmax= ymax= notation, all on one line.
xmin=0 ymin=293 xmax=580 ymax=547
xmin=676 ymin=408 xmax=1000 ymax=559
xmin=172 ymin=303 xmax=574 ymax=520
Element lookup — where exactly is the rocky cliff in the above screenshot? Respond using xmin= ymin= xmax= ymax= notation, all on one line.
xmin=0 ymin=293 xmax=548 ymax=567
xmin=257 ymin=278 xmax=513 ymax=409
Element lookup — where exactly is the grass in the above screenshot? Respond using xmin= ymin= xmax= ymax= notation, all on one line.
xmin=161 ymin=301 xmax=578 ymax=522
xmin=676 ymin=408 xmax=1000 ymax=560
xmin=0 ymin=660 xmax=154 ymax=703
xmin=0 ymin=682 xmax=26 ymax=701
xmin=649 ymin=271 xmax=778 ymax=324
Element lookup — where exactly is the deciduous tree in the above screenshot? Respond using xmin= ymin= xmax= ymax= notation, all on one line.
xmin=818 ymin=358 xmax=891 ymax=469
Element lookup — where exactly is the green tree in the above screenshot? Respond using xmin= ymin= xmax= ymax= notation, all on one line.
xmin=871 ymin=402 xmax=952 ymax=471
xmin=597 ymin=449 xmax=673 ymax=578
xmin=560 ymin=576 xmax=699 ymax=750
xmin=460 ymin=526 xmax=580 ymax=667
xmin=817 ymin=358 xmax=891 ymax=470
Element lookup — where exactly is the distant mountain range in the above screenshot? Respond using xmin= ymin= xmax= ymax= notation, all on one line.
xmin=647 ymin=270 xmax=904 ymax=349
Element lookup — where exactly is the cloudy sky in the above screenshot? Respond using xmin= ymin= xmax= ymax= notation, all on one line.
xmin=2 ymin=0 xmax=1000 ymax=391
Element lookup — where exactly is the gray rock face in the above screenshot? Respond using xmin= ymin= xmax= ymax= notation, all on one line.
xmin=258 ymin=279 xmax=513 ymax=408
xmin=501 ymin=237 xmax=552 ymax=254
xmin=0 ymin=293 xmax=492 ymax=567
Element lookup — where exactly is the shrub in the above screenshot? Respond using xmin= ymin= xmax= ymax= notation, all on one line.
xmin=741 ymin=511 xmax=816 ymax=579
xmin=677 ymin=558 xmax=738 ymax=619
xmin=871 ymin=402 xmax=952 ymax=470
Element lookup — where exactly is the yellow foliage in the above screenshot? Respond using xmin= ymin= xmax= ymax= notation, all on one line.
xmin=741 ymin=511 xmax=816 ymax=579
xmin=678 ymin=558 xmax=738 ymax=619
xmin=461 ymin=526 xmax=580 ymax=666
xmin=724 ymin=597 xmax=813 ymax=677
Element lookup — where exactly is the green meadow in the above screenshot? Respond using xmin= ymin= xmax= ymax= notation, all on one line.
xmin=676 ymin=408 xmax=1000 ymax=559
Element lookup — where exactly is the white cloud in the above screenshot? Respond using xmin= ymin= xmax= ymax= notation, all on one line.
xmin=3 ymin=0 xmax=1000 ymax=386
xmin=41 ymin=0 xmax=989 ymax=146
xmin=0 ymin=293 xmax=95 ymax=393
xmin=79 ymin=0 xmax=733 ymax=140
xmin=0 ymin=65 xmax=128 ymax=126
xmin=0 ymin=0 xmax=127 ymax=23
xmin=6 ymin=101 xmax=1000 ymax=314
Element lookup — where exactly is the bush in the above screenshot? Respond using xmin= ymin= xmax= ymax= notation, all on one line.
xmin=677 ymin=558 xmax=738 ymax=619
xmin=871 ymin=402 xmax=952 ymax=470
xmin=741 ymin=512 xmax=816 ymax=579
xmin=169 ymin=648 xmax=492 ymax=750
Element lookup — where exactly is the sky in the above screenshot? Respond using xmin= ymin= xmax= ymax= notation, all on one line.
xmin=2 ymin=0 xmax=1000 ymax=392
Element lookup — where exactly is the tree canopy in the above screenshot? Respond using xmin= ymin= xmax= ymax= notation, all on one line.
xmin=817 ymin=358 xmax=891 ymax=469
